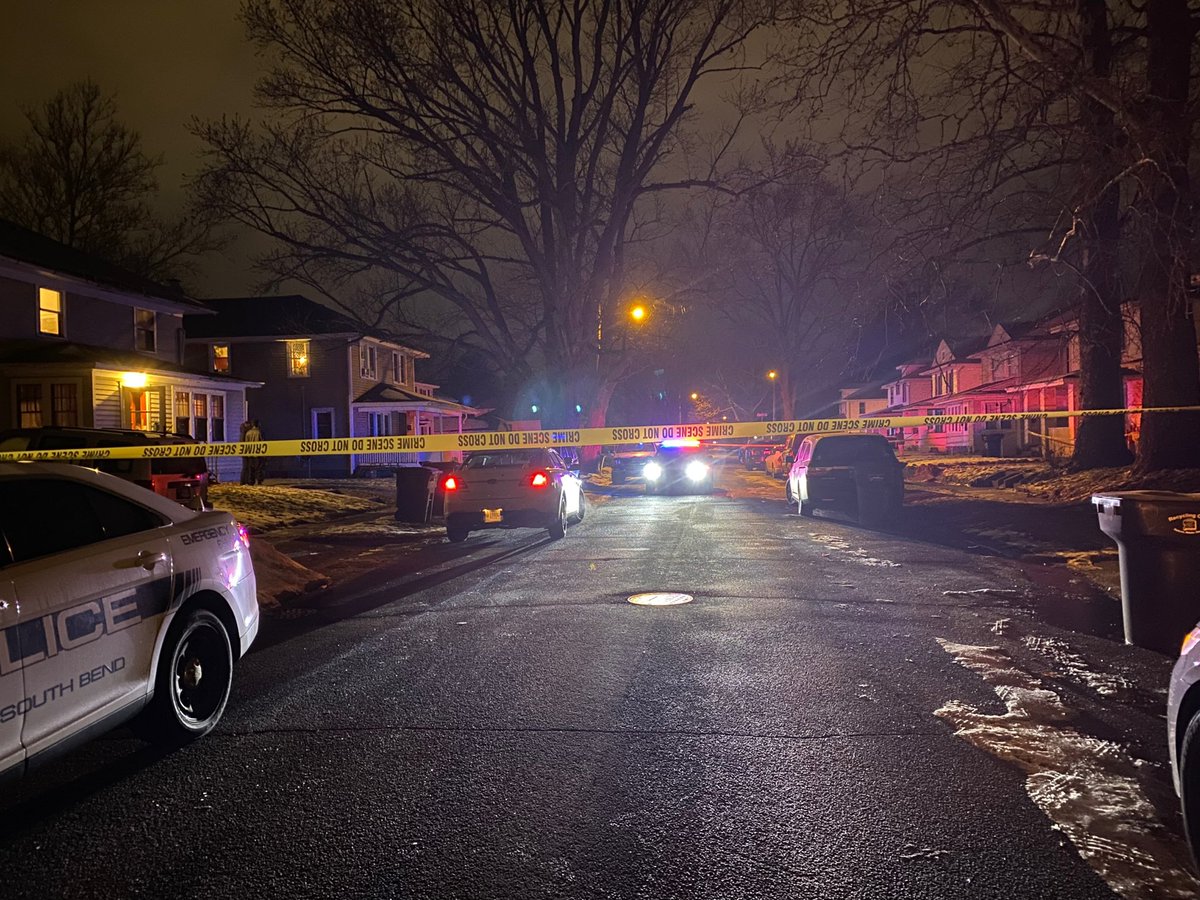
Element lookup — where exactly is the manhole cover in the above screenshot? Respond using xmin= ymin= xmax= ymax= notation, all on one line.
xmin=627 ymin=592 xmax=693 ymax=606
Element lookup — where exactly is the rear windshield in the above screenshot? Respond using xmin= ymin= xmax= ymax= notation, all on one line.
xmin=811 ymin=437 xmax=896 ymax=465
xmin=464 ymin=451 xmax=544 ymax=468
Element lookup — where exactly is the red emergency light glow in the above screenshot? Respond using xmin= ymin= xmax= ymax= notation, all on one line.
xmin=237 ymin=523 xmax=251 ymax=548
xmin=443 ymin=475 xmax=459 ymax=491
xmin=530 ymin=471 xmax=550 ymax=488
xmin=660 ymin=438 xmax=701 ymax=448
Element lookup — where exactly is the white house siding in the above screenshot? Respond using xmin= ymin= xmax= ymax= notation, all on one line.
xmin=91 ymin=370 xmax=125 ymax=429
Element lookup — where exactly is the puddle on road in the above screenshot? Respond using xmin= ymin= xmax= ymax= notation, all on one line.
xmin=934 ymin=639 xmax=1198 ymax=899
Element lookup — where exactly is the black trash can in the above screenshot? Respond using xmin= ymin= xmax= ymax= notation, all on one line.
xmin=395 ymin=466 xmax=438 ymax=523
xmin=1093 ymin=491 xmax=1200 ymax=654
xmin=983 ymin=433 xmax=1004 ymax=457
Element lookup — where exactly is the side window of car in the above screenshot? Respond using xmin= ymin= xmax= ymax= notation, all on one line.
xmin=547 ymin=450 xmax=565 ymax=470
xmin=83 ymin=485 xmax=166 ymax=539
xmin=0 ymin=479 xmax=106 ymax=565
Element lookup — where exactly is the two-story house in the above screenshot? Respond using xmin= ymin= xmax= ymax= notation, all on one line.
xmin=183 ymin=295 xmax=476 ymax=477
xmin=837 ymin=384 xmax=889 ymax=420
xmin=0 ymin=219 xmax=258 ymax=480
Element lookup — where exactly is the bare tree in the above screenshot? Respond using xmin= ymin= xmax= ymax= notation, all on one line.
xmin=0 ymin=80 xmax=221 ymax=283
xmin=193 ymin=0 xmax=769 ymax=425
xmin=781 ymin=0 xmax=1199 ymax=471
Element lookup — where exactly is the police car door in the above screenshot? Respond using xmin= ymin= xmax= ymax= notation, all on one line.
xmin=0 ymin=568 xmax=23 ymax=776
xmin=0 ymin=477 xmax=172 ymax=760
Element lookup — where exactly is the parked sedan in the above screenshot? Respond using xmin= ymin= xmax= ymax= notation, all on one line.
xmin=1168 ymin=625 xmax=1200 ymax=866
xmin=643 ymin=440 xmax=716 ymax=495
xmin=785 ymin=433 xmax=904 ymax=523
xmin=443 ymin=448 xmax=585 ymax=542
xmin=0 ymin=462 xmax=259 ymax=780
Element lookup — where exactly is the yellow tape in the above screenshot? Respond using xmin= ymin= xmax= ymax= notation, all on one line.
xmin=0 ymin=406 xmax=1195 ymax=463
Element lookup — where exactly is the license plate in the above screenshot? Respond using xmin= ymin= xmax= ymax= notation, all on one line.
xmin=483 ymin=508 xmax=503 ymax=523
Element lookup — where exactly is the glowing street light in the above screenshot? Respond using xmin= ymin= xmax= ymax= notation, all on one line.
xmin=629 ymin=303 xmax=647 ymax=323
xmin=690 ymin=392 xmax=699 ymax=401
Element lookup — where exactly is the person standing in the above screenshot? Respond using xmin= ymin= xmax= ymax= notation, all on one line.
xmin=239 ymin=418 xmax=253 ymax=485
xmin=245 ymin=419 xmax=265 ymax=485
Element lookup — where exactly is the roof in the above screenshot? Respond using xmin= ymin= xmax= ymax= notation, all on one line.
xmin=185 ymin=295 xmax=429 ymax=356
xmin=0 ymin=217 xmax=207 ymax=312
xmin=0 ymin=339 xmax=259 ymax=385
xmin=842 ymin=383 xmax=888 ymax=401
xmin=354 ymin=382 xmax=478 ymax=414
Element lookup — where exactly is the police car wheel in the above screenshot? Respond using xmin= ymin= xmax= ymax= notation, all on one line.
xmin=447 ymin=526 xmax=469 ymax=543
xmin=143 ymin=608 xmax=233 ymax=745
xmin=1181 ymin=713 xmax=1200 ymax=868
xmin=785 ymin=481 xmax=794 ymax=503
xmin=798 ymin=497 xmax=814 ymax=518
xmin=571 ymin=492 xmax=586 ymax=523
xmin=548 ymin=499 xmax=567 ymax=540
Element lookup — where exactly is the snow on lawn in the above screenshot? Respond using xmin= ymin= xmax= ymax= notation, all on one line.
xmin=209 ymin=483 xmax=379 ymax=531
xmin=935 ymin=639 xmax=1198 ymax=898
xmin=905 ymin=455 xmax=1200 ymax=504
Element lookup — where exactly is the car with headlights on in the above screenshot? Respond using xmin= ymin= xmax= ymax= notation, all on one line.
xmin=785 ymin=433 xmax=904 ymax=523
xmin=0 ymin=462 xmax=259 ymax=780
xmin=1168 ymin=623 xmax=1200 ymax=866
xmin=643 ymin=440 xmax=716 ymax=495
xmin=606 ymin=443 xmax=655 ymax=485
xmin=442 ymin=448 xmax=585 ymax=542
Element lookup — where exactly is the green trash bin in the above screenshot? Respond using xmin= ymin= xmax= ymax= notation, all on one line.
xmin=1093 ymin=491 xmax=1200 ymax=654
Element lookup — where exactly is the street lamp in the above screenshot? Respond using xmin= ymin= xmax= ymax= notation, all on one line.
xmin=767 ymin=370 xmax=778 ymax=421
xmin=629 ymin=303 xmax=647 ymax=323
xmin=690 ymin=392 xmax=699 ymax=401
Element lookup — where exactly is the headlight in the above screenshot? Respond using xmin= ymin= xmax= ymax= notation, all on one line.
xmin=643 ymin=462 xmax=662 ymax=481
xmin=685 ymin=460 xmax=709 ymax=482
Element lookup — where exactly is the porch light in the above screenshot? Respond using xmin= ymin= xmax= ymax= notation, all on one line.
xmin=120 ymin=372 xmax=148 ymax=388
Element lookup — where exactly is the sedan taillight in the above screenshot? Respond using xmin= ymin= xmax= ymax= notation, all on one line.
xmin=530 ymin=471 xmax=550 ymax=488
xmin=444 ymin=475 xmax=460 ymax=491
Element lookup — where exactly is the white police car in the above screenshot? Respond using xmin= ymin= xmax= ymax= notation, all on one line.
xmin=0 ymin=462 xmax=258 ymax=778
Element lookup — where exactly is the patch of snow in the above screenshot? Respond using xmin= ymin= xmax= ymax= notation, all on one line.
xmin=942 ymin=588 xmax=1019 ymax=598
xmin=990 ymin=618 xmax=1011 ymax=635
xmin=1021 ymin=636 xmax=1136 ymax=698
xmin=935 ymin=638 xmax=1198 ymax=899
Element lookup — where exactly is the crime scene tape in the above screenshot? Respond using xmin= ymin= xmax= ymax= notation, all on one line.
xmin=0 ymin=406 xmax=1197 ymax=464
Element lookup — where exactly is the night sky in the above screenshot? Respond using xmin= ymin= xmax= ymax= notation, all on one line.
xmin=0 ymin=2 xmax=262 ymax=295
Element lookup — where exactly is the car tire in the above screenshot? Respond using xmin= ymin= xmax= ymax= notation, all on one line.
xmin=572 ymin=492 xmax=586 ymax=523
xmin=785 ymin=480 xmax=794 ymax=503
xmin=612 ymin=469 xmax=626 ymax=485
xmin=1181 ymin=713 xmax=1200 ymax=868
xmin=447 ymin=526 xmax=469 ymax=543
xmin=798 ymin=496 xmax=814 ymax=518
xmin=137 ymin=607 xmax=233 ymax=746
xmin=548 ymin=499 xmax=567 ymax=540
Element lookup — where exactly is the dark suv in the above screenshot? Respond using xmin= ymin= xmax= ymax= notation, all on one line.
xmin=784 ymin=433 xmax=903 ymax=523
xmin=0 ymin=427 xmax=211 ymax=510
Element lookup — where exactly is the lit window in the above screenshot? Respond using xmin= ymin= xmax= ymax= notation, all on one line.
xmin=193 ymin=393 xmax=209 ymax=441
xmin=210 ymin=394 xmax=225 ymax=441
xmin=175 ymin=391 xmax=191 ymax=436
xmin=212 ymin=344 xmax=230 ymax=373
xmin=38 ymin=288 xmax=62 ymax=335
xmin=17 ymin=384 xmax=42 ymax=427
xmin=50 ymin=383 xmax=78 ymax=426
xmin=287 ymin=340 xmax=310 ymax=377
xmin=134 ymin=308 xmax=157 ymax=352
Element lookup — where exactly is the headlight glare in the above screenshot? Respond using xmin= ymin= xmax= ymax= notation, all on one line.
xmin=643 ymin=462 xmax=662 ymax=481
xmin=685 ymin=460 xmax=709 ymax=482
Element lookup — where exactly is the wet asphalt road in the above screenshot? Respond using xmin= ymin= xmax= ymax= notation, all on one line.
xmin=1 ymin=480 xmax=1187 ymax=898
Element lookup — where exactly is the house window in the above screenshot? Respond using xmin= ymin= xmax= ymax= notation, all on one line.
xmin=858 ymin=402 xmax=866 ymax=415
xmin=312 ymin=408 xmax=334 ymax=439
xmin=360 ymin=344 xmax=378 ymax=379
xmin=211 ymin=394 xmax=225 ymax=441
xmin=930 ymin=407 xmax=945 ymax=433
xmin=38 ymin=287 xmax=63 ymax=336
xmin=287 ymin=340 xmax=310 ymax=377
xmin=193 ymin=393 xmax=209 ymax=441
xmin=175 ymin=391 xmax=191 ymax=436
xmin=50 ymin=383 xmax=79 ymax=427
xmin=392 ymin=351 xmax=404 ymax=384
xmin=212 ymin=344 xmax=230 ymax=374
xmin=17 ymin=384 xmax=42 ymax=427
xmin=901 ymin=382 xmax=909 ymax=403
xmin=368 ymin=411 xmax=390 ymax=436
xmin=134 ymin=308 xmax=157 ymax=352
xmin=126 ymin=388 xmax=154 ymax=431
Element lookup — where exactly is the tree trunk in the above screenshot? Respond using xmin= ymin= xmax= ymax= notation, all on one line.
xmin=579 ymin=376 xmax=619 ymax=470
xmin=1135 ymin=0 xmax=1200 ymax=472
xmin=1071 ymin=0 xmax=1133 ymax=469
